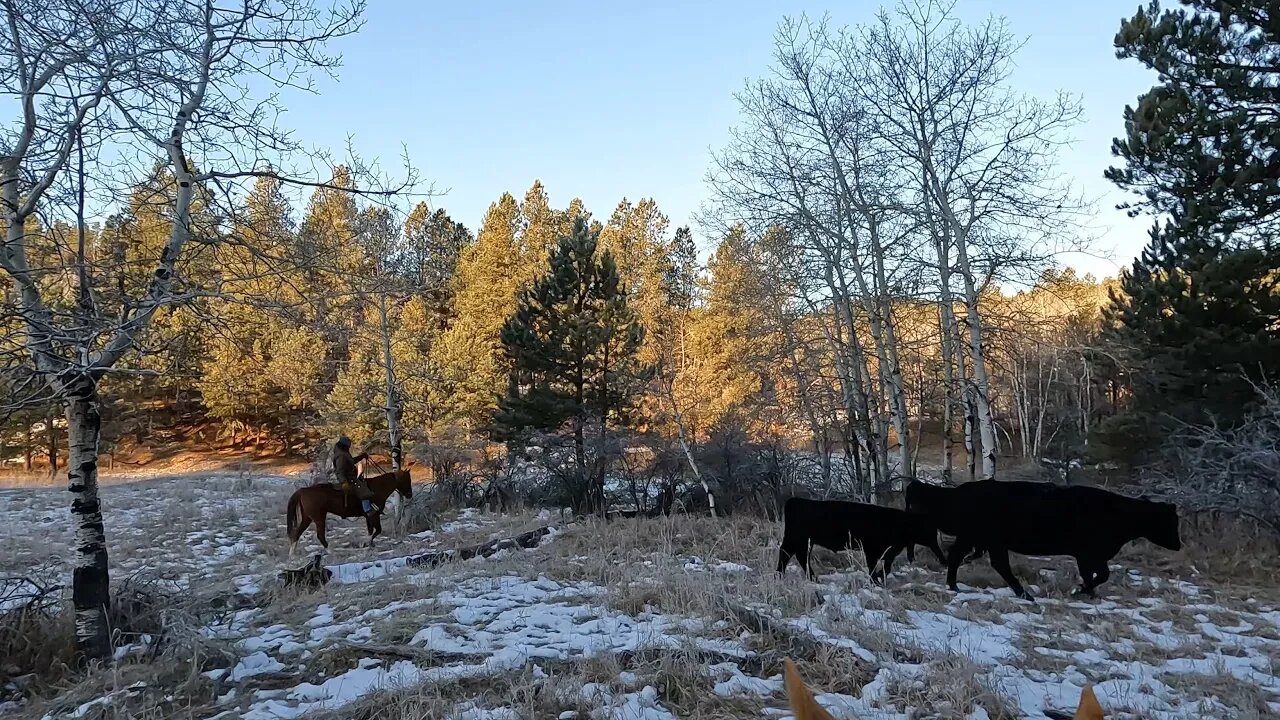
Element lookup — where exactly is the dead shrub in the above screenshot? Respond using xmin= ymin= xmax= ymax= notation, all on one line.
xmin=0 ymin=605 xmax=75 ymax=691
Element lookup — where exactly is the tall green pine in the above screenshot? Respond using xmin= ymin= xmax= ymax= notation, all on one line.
xmin=494 ymin=217 xmax=646 ymax=512
xmin=1100 ymin=1 xmax=1280 ymax=456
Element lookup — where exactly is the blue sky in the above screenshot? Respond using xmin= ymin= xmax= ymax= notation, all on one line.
xmin=278 ymin=1 xmax=1158 ymax=280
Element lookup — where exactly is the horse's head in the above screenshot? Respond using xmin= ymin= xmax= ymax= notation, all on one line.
xmin=396 ymin=468 xmax=413 ymax=500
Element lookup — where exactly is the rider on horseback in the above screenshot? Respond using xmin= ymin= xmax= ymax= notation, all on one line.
xmin=333 ymin=436 xmax=376 ymax=520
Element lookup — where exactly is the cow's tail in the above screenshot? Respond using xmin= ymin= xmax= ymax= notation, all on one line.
xmin=286 ymin=491 xmax=302 ymax=542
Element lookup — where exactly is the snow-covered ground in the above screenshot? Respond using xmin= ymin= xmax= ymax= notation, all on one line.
xmin=2 ymin=474 xmax=1277 ymax=719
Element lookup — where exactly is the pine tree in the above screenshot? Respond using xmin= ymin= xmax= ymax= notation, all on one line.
xmin=99 ymin=164 xmax=220 ymax=428
xmin=400 ymin=202 xmax=472 ymax=295
xmin=494 ymin=217 xmax=646 ymax=513
xmin=1102 ymin=1 xmax=1280 ymax=455
xmin=1100 ymin=221 xmax=1280 ymax=451
xmin=598 ymin=198 xmax=671 ymax=368
xmin=435 ymin=193 xmax=525 ymax=428
xmin=519 ymin=181 xmax=559 ymax=282
xmin=663 ymin=226 xmax=699 ymax=317
xmin=682 ymin=225 xmax=773 ymax=436
xmin=199 ymin=175 xmax=304 ymax=445
xmin=1108 ymin=1 xmax=1280 ymax=240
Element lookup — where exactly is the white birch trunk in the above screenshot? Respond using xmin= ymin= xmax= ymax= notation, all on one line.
xmin=937 ymin=302 xmax=957 ymax=481
xmin=378 ymin=294 xmax=402 ymax=470
xmin=956 ymin=255 xmax=997 ymax=480
xmin=658 ymin=374 xmax=714 ymax=518
xmin=65 ymin=382 xmax=111 ymax=660
xmin=926 ymin=169 xmax=997 ymax=481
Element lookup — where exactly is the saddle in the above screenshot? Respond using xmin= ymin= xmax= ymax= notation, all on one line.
xmin=311 ymin=480 xmax=378 ymax=514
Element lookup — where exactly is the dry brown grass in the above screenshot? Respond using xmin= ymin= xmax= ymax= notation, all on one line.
xmin=9 ymin=649 xmax=230 ymax=720
xmin=1163 ymin=511 xmax=1280 ymax=596
xmin=1166 ymin=669 xmax=1278 ymax=720
xmin=0 ymin=605 xmax=75 ymax=689
xmin=7 ymin=479 xmax=1280 ymax=719
xmin=886 ymin=653 xmax=1018 ymax=719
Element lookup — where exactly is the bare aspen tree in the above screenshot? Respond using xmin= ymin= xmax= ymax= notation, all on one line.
xmin=345 ymin=205 xmax=409 ymax=471
xmin=0 ymin=0 xmax=417 ymax=660
xmin=377 ymin=292 xmax=403 ymax=469
xmin=707 ymin=4 xmax=1082 ymax=487
xmin=854 ymin=1 xmax=1082 ymax=480
xmin=708 ymin=18 xmax=926 ymax=491
xmin=2 ymin=0 xmax=134 ymax=660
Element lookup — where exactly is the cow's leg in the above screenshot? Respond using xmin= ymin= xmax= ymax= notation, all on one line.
xmin=778 ymin=532 xmax=806 ymax=575
xmin=946 ymin=537 xmax=974 ymax=592
xmin=777 ymin=544 xmax=794 ymax=574
xmin=928 ymin=537 xmax=947 ymax=565
xmin=882 ymin=544 xmax=904 ymax=579
xmin=798 ymin=541 xmax=814 ymax=580
xmin=1072 ymin=557 xmax=1097 ymax=596
xmin=988 ymin=548 xmax=1032 ymax=601
xmin=865 ymin=543 xmax=886 ymax=584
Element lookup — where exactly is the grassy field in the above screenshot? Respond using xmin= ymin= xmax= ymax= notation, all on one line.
xmin=1 ymin=471 xmax=1278 ymax=719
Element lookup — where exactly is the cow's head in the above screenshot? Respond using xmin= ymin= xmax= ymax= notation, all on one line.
xmin=1143 ymin=500 xmax=1182 ymax=552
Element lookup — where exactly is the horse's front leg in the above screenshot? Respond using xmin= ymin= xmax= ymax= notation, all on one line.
xmin=367 ymin=513 xmax=382 ymax=548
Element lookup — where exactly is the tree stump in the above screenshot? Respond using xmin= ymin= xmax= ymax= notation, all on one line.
xmin=279 ymin=554 xmax=333 ymax=589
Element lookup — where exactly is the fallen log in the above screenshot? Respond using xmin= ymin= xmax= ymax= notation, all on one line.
xmin=279 ymin=526 xmax=556 ymax=589
xmin=403 ymin=525 xmax=554 ymax=569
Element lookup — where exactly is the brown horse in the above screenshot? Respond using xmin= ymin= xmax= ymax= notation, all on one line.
xmin=286 ymin=469 xmax=413 ymax=555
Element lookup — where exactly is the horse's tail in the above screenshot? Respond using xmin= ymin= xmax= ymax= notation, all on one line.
xmin=286 ymin=490 xmax=302 ymax=541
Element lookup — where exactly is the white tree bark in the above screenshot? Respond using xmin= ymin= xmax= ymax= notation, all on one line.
xmin=657 ymin=372 xmax=714 ymax=518
xmin=64 ymin=382 xmax=111 ymax=661
xmin=955 ymin=240 xmax=998 ymax=480
xmin=378 ymin=293 xmax=403 ymax=470
xmin=1 ymin=0 xmax=376 ymax=661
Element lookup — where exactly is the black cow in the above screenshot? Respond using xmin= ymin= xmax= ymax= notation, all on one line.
xmin=776 ymin=497 xmax=945 ymax=582
xmin=904 ymin=480 xmax=987 ymax=563
xmin=921 ymin=480 xmax=1181 ymax=600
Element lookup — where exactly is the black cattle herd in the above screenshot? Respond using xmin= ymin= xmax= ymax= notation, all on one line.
xmin=776 ymin=479 xmax=1183 ymax=600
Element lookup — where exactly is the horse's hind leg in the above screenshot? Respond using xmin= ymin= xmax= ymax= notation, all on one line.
xmin=314 ymin=515 xmax=329 ymax=552
xmin=366 ymin=514 xmax=381 ymax=548
xmin=291 ymin=515 xmax=313 ymax=557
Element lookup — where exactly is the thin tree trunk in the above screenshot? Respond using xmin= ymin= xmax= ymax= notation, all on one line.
xmin=829 ymin=287 xmax=882 ymax=495
xmin=957 ymin=265 xmax=997 ymax=480
xmin=958 ymin=335 xmax=976 ymax=481
xmin=938 ymin=304 xmax=956 ymax=481
xmin=47 ymin=409 xmax=57 ymax=479
xmin=1080 ymin=357 xmax=1093 ymax=445
xmin=658 ymin=374 xmax=714 ymax=518
xmin=65 ymin=384 xmax=111 ymax=661
xmin=807 ymin=101 xmax=911 ymax=484
xmin=864 ymin=227 xmax=911 ymax=482
xmin=928 ymin=178 xmax=997 ymax=480
xmin=377 ymin=294 xmax=402 ymax=470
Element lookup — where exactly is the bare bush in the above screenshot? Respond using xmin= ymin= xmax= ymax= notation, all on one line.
xmin=1146 ymin=381 xmax=1280 ymax=536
